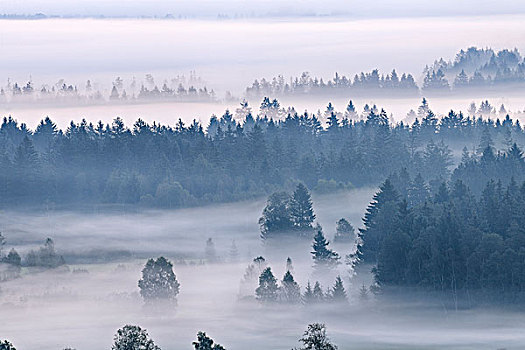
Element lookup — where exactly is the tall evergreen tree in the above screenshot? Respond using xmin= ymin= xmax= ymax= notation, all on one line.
xmin=311 ymin=227 xmax=340 ymax=269
xmin=255 ymin=267 xmax=279 ymax=303
xmin=289 ymin=183 xmax=316 ymax=236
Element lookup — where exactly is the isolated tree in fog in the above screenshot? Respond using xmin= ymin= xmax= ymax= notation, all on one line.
xmin=359 ymin=284 xmax=369 ymax=300
xmin=328 ymin=276 xmax=347 ymax=304
xmin=205 ymin=238 xmax=217 ymax=263
xmin=259 ymin=192 xmax=294 ymax=239
xmin=112 ymin=325 xmax=160 ymax=350
xmin=290 ymin=183 xmax=316 ymax=235
xmin=138 ymin=257 xmax=180 ymax=303
xmin=256 ymin=267 xmax=279 ymax=302
xmin=295 ymin=323 xmax=338 ymax=350
xmin=280 ymin=271 xmax=301 ymax=304
xmin=193 ymin=332 xmax=226 ymax=350
xmin=228 ymin=240 xmax=239 ymax=263
xmin=333 ymin=218 xmax=354 ymax=243
xmin=311 ymin=227 xmax=340 ymax=269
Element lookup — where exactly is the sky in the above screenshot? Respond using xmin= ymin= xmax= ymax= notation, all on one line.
xmin=1 ymin=0 xmax=525 ymax=18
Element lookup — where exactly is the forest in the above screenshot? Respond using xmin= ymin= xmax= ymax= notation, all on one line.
xmin=0 ymin=96 xmax=523 ymax=210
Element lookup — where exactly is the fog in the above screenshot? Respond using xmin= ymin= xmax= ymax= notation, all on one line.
xmin=2 ymin=188 xmax=525 ymax=349
xmin=2 ymin=15 xmax=525 ymax=128
xmin=2 ymin=0 xmax=525 ymax=18
xmin=2 ymin=6 xmax=525 ymax=349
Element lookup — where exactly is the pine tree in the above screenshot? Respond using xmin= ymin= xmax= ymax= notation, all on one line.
xmin=193 ymin=332 xmax=225 ymax=350
xmin=359 ymin=284 xmax=369 ymax=300
xmin=408 ymin=173 xmax=429 ymax=208
xmin=303 ymin=281 xmax=315 ymax=304
xmin=228 ymin=240 xmax=239 ymax=263
xmin=255 ymin=267 xmax=279 ymax=303
xmin=205 ymin=238 xmax=217 ymax=263
xmin=312 ymin=281 xmax=324 ymax=303
xmin=280 ymin=271 xmax=301 ymax=304
xmin=138 ymin=257 xmax=180 ymax=303
xmin=329 ymin=276 xmax=347 ymax=304
xmin=289 ymin=183 xmax=316 ymax=236
xmin=259 ymin=192 xmax=294 ymax=239
xmin=311 ymin=227 xmax=340 ymax=269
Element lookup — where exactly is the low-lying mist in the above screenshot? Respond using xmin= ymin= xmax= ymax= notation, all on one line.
xmin=1 ymin=188 xmax=525 ymax=349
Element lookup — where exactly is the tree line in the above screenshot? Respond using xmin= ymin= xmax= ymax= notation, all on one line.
xmin=0 ymin=322 xmax=338 ymax=350
xmin=1 ymin=97 xmax=523 ymax=209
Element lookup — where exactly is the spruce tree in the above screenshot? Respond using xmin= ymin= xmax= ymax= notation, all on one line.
xmin=290 ymin=183 xmax=316 ymax=236
xmin=312 ymin=281 xmax=324 ymax=303
xmin=255 ymin=267 xmax=279 ymax=303
xmin=303 ymin=281 xmax=315 ymax=304
xmin=311 ymin=227 xmax=340 ymax=269
xmin=359 ymin=284 xmax=369 ymax=300
xmin=329 ymin=276 xmax=348 ymax=304
xmin=280 ymin=271 xmax=301 ymax=304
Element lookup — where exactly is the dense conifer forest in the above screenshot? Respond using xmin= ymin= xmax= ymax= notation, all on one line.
xmin=1 ymin=97 xmax=524 ymax=209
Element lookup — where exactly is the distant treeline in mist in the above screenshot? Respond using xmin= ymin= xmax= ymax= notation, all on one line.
xmin=246 ymin=47 xmax=525 ymax=97
xmin=0 ymin=97 xmax=524 ymax=208
xmin=0 ymin=72 xmax=217 ymax=106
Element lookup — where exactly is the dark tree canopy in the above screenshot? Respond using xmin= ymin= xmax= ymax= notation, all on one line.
xmin=112 ymin=325 xmax=160 ymax=350
xmin=295 ymin=323 xmax=338 ymax=350
xmin=138 ymin=257 xmax=180 ymax=303
xmin=193 ymin=332 xmax=225 ymax=350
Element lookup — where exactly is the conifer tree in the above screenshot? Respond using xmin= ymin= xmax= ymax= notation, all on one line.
xmin=280 ymin=271 xmax=301 ymax=304
xmin=329 ymin=276 xmax=348 ymax=304
xmin=312 ymin=281 xmax=324 ymax=303
xmin=303 ymin=281 xmax=315 ymax=304
xmin=255 ymin=267 xmax=279 ymax=303
xmin=311 ymin=227 xmax=340 ymax=269
xmin=358 ymin=284 xmax=369 ymax=300
xmin=289 ymin=183 xmax=316 ymax=236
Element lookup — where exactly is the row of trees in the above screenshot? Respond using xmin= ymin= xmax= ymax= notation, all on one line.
xmin=247 ymin=47 xmax=525 ymax=98
xmin=246 ymin=69 xmax=418 ymax=97
xmin=0 ymin=322 xmax=338 ymax=350
xmin=1 ymin=97 xmax=524 ymax=209
xmin=0 ymin=234 xmax=65 ymax=281
xmin=0 ymin=73 xmax=216 ymax=105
